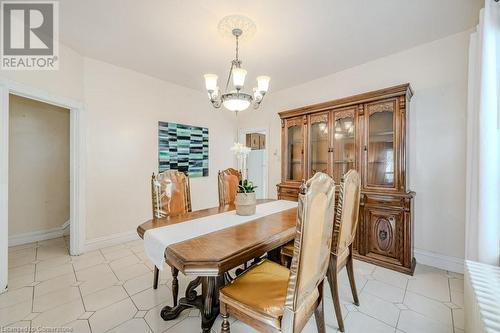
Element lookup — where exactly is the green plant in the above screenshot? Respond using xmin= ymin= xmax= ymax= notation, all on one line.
xmin=238 ymin=179 xmax=257 ymax=193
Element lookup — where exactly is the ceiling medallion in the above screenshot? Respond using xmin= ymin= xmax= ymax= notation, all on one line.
xmin=217 ymin=15 xmax=256 ymax=41
xmin=204 ymin=15 xmax=270 ymax=113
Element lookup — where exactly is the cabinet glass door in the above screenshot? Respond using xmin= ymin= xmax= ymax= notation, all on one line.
xmin=308 ymin=113 xmax=329 ymax=177
xmin=332 ymin=110 xmax=356 ymax=183
xmin=286 ymin=119 xmax=303 ymax=181
xmin=366 ymin=101 xmax=395 ymax=187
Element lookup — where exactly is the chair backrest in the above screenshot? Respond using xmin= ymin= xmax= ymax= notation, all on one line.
xmin=218 ymin=168 xmax=241 ymax=206
xmin=331 ymin=169 xmax=361 ymax=256
xmin=151 ymin=170 xmax=191 ymax=218
xmin=282 ymin=172 xmax=336 ymax=332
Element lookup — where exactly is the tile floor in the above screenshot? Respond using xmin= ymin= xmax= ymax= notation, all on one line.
xmin=2 ymin=237 xmax=464 ymax=333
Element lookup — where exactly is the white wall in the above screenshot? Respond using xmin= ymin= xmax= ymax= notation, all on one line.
xmin=0 ymin=45 xmax=237 ymax=244
xmin=238 ymin=31 xmax=470 ymax=261
xmin=83 ymin=58 xmax=237 ymax=239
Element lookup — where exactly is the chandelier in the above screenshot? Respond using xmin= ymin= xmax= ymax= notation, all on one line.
xmin=204 ymin=17 xmax=270 ymax=113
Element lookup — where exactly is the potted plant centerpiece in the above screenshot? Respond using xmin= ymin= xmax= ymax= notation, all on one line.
xmin=235 ymin=179 xmax=257 ymax=215
xmin=230 ymin=142 xmax=257 ymax=216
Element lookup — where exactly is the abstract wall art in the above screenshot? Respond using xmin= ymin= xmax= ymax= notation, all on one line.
xmin=158 ymin=121 xmax=209 ymax=177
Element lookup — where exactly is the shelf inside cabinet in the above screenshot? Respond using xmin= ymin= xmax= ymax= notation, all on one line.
xmin=334 ymin=134 xmax=354 ymax=139
xmin=369 ymin=131 xmax=394 ymax=137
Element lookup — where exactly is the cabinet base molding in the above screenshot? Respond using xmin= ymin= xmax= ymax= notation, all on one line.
xmin=354 ymin=253 xmax=416 ymax=275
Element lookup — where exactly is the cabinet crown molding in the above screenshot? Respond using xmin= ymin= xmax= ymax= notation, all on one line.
xmin=278 ymin=83 xmax=413 ymax=119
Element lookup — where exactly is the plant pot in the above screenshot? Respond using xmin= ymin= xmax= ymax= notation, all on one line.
xmin=235 ymin=192 xmax=257 ymax=216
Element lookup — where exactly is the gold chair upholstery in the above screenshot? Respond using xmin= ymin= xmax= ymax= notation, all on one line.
xmin=151 ymin=170 xmax=192 ymax=307
xmin=327 ymin=169 xmax=361 ymax=332
xmin=218 ymin=168 xmax=241 ymax=206
xmin=220 ymin=260 xmax=289 ymax=329
xmin=219 ymin=172 xmax=336 ymax=333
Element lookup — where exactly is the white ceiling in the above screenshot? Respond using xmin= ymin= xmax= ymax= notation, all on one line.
xmin=59 ymin=0 xmax=482 ymax=92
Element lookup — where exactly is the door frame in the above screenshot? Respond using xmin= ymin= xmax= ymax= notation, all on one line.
xmin=0 ymin=78 xmax=86 ymax=294
xmin=238 ymin=127 xmax=269 ymax=199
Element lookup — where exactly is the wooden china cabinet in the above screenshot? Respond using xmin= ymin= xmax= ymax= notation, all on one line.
xmin=277 ymin=84 xmax=416 ymax=275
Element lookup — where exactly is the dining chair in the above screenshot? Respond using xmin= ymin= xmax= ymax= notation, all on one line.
xmin=219 ymin=172 xmax=336 ymax=333
xmin=151 ymin=170 xmax=192 ymax=306
xmin=327 ymin=169 xmax=361 ymax=332
xmin=280 ymin=181 xmax=307 ymax=268
xmin=218 ymin=168 xmax=241 ymax=206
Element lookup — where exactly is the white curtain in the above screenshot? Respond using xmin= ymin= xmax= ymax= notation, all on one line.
xmin=465 ymin=0 xmax=500 ymax=265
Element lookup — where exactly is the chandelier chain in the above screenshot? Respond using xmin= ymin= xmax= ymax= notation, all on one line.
xmin=224 ymin=34 xmax=241 ymax=92
xmin=235 ymin=35 xmax=239 ymax=62
xmin=224 ymin=62 xmax=234 ymax=92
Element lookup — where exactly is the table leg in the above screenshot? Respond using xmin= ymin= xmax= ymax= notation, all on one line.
xmin=171 ymin=266 xmax=179 ymax=306
xmin=267 ymin=247 xmax=281 ymax=264
xmin=200 ymin=276 xmax=222 ymax=332
xmin=160 ymin=275 xmax=222 ymax=333
xmin=160 ymin=277 xmax=201 ymax=320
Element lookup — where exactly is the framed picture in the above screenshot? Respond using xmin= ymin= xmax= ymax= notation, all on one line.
xmin=158 ymin=121 xmax=209 ymax=177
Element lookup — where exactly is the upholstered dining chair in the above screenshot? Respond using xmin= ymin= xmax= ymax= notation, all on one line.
xmin=219 ymin=172 xmax=336 ymax=333
xmin=151 ymin=170 xmax=191 ymax=306
xmin=327 ymin=169 xmax=361 ymax=332
xmin=218 ymin=168 xmax=241 ymax=206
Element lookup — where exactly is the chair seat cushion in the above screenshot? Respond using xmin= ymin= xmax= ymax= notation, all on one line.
xmin=281 ymin=241 xmax=294 ymax=258
xmin=219 ymin=260 xmax=290 ymax=328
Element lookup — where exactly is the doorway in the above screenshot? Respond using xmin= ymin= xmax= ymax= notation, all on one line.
xmin=0 ymin=81 xmax=85 ymax=294
xmin=239 ymin=128 xmax=268 ymax=200
xmin=8 ymin=95 xmax=71 ymax=247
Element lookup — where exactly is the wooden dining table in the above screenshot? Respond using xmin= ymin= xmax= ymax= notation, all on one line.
xmin=136 ymin=199 xmax=298 ymax=332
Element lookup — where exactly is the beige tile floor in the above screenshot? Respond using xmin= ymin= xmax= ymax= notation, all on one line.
xmin=2 ymin=237 xmax=464 ymax=333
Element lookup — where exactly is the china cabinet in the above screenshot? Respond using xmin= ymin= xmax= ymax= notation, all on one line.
xmin=277 ymin=84 xmax=415 ymax=274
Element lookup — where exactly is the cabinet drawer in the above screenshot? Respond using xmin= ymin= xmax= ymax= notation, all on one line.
xmin=363 ymin=193 xmax=405 ymax=209
xmin=277 ymin=185 xmax=299 ymax=201
xmin=280 ymin=195 xmax=298 ymax=202
xmin=281 ymin=188 xmax=298 ymax=196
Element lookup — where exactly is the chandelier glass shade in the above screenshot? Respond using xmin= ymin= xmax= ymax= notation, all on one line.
xmin=204 ymin=27 xmax=270 ymax=112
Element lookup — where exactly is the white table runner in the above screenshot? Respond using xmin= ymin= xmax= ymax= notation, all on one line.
xmin=144 ymin=200 xmax=298 ymax=270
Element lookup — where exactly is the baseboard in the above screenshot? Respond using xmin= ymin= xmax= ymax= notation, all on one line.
xmin=84 ymin=230 xmax=140 ymax=252
xmin=9 ymin=221 xmax=70 ymax=247
xmin=414 ymin=248 xmax=464 ymax=274
xmin=62 ymin=220 xmax=70 ymax=236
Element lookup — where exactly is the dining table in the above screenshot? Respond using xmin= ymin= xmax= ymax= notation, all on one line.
xmin=136 ymin=199 xmax=298 ymax=332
